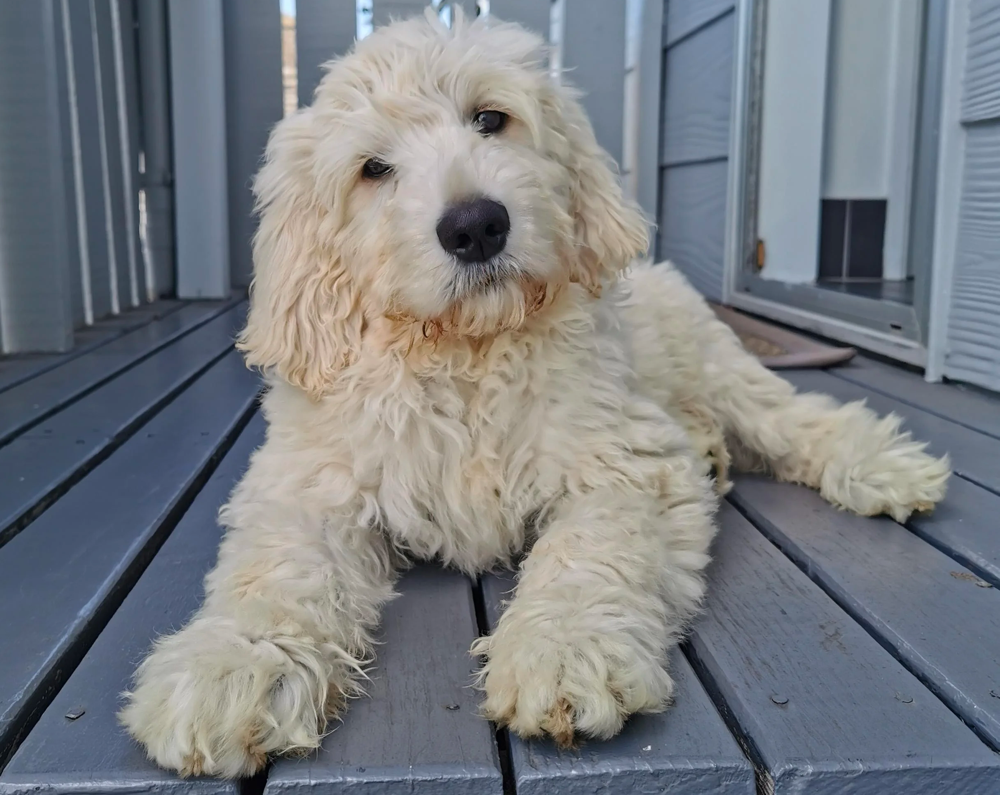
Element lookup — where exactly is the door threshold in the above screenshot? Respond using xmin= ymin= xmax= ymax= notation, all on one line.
xmin=727 ymin=291 xmax=926 ymax=368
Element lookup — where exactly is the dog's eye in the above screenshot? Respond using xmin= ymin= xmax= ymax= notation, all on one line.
xmin=362 ymin=158 xmax=392 ymax=179
xmin=474 ymin=109 xmax=508 ymax=136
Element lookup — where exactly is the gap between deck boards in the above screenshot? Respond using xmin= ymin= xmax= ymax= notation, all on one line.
xmin=470 ymin=576 xmax=518 ymax=795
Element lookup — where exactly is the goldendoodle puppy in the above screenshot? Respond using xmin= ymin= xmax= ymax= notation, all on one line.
xmin=121 ymin=8 xmax=950 ymax=777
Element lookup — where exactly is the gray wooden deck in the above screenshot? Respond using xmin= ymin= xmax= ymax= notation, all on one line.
xmin=0 ymin=305 xmax=999 ymax=795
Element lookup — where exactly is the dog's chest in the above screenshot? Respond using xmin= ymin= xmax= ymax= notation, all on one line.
xmin=372 ymin=371 xmax=559 ymax=569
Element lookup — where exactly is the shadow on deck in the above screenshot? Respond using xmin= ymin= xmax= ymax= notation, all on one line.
xmin=0 ymin=302 xmax=998 ymax=794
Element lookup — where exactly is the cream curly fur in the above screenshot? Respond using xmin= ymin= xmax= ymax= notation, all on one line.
xmin=120 ymin=8 xmax=951 ymax=778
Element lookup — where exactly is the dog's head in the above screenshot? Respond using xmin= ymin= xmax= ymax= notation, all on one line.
xmin=240 ymin=8 xmax=648 ymax=397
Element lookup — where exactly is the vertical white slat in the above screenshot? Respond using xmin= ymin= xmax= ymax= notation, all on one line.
xmin=723 ymin=0 xmax=757 ymax=303
xmin=50 ymin=0 xmax=85 ymax=335
xmin=59 ymin=1 xmax=85 ymax=330
xmin=621 ymin=0 xmax=643 ymax=200
xmin=61 ymin=0 xmax=95 ymax=326
xmin=0 ymin=0 xmax=76 ymax=352
xmin=110 ymin=0 xmax=142 ymax=307
xmin=63 ymin=0 xmax=114 ymax=321
xmin=561 ymin=0 xmax=627 ymax=165
xmin=136 ymin=0 xmax=173 ymax=298
xmin=296 ymin=0 xmax=357 ymax=108
xmin=90 ymin=0 xmax=122 ymax=314
xmin=635 ymin=0 xmax=664 ymax=235
xmin=550 ymin=0 xmax=564 ymax=80
xmin=116 ymin=0 xmax=153 ymax=303
xmin=168 ymin=0 xmax=231 ymax=299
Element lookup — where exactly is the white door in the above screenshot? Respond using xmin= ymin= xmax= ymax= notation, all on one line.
xmin=756 ymin=0 xmax=921 ymax=287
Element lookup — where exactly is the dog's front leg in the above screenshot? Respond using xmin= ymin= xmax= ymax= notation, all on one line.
xmin=120 ymin=497 xmax=396 ymax=778
xmin=475 ymin=453 xmax=716 ymax=746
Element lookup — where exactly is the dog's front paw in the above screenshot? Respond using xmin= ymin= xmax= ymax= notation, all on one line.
xmin=472 ymin=628 xmax=673 ymax=747
xmin=120 ymin=617 xmax=340 ymax=778
xmin=820 ymin=412 xmax=951 ymax=522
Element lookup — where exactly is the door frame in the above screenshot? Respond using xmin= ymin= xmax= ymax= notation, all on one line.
xmin=722 ymin=0 xmax=948 ymax=368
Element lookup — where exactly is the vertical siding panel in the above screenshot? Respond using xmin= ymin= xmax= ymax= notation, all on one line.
xmin=961 ymin=0 xmax=1000 ymax=122
xmin=665 ymin=0 xmax=735 ymax=46
xmin=0 ymin=0 xmax=76 ymax=352
xmin=562 ymin=0 xmax=627 ymax=165
xmin=374 ymin=0 xmax=434 ymax=28
xmin=223 ymin=0 xmax=283 ymax=290
xmin=658 ymin=161 xmax=728 ymax=300
xmin=490 ymin=0 xmax=551 ymax=36
xmin=295 ymin=0 xmax=357 ymax=108
xmin=660 ymin=11 xmax=733 ymax=166
xmin=940 ymin=0 xmax=1000 ymax=389
xmin=168 ymin=0 xmax=230 ymax=299
xmin=945 ymin=122 xmax=1000 ymax=390
xmin=657 ymin=1 xmax=735 ymax=297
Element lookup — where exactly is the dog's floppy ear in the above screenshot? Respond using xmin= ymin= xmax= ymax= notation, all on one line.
xmin=238 ymin=111 xmax=363 ymax=399
xmin=551 ymin=86 xmax=649 ymax=292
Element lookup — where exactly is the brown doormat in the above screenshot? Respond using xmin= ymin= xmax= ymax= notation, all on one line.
xmin=710 ymin=304 xmax=856 ymax=369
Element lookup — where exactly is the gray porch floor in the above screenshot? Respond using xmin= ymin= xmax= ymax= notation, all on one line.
xmin=0 ymin=304 xmax=999 ymax=794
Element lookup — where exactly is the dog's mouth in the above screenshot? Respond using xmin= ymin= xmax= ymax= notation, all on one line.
xmin=449 ymin=254 xmax=524 ymax=299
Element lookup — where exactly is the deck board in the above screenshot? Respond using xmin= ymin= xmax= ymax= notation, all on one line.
xmin=0 ymin=352 xmax=258 ymax=767
xmin=908 ymin=474 xmax=1000 ymax=588
xmin=0 ymin=305 xmax=246 ymax=549
xmin=0 ymin=418 xmax=266 ymax=795
xmin=0 ymin=298 xmax=241 ymax=446
xmin=730 ymin=475 xmax=1000 ymax=750
xmin=785 ymin=369 xmax=1000 ymax=496
xmin=686 ymin=503 xmax=1000 ymax=794
xmin=0 ymin=301 xmax=185 ymax=396
xmin=829 ymin=356 xmax=1000 ymax=440
xmin=480 ymin=573 xmax=755 ymax=795
xmin=265 ymin=567 xmax=504 ymax=795
xmin=795 ymin=363 xmax=1000 ymax=589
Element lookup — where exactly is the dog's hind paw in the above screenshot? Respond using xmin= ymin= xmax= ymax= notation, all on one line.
xmin=818 ymin=412 xmax=951 ymax=523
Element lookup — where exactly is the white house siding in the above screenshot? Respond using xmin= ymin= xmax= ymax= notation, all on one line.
xmin=943 ymin=0 xmax=1000 ymax=390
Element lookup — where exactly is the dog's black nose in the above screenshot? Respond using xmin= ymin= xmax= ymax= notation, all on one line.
xmin=436 ymin=198 xmax=510 ymax=263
